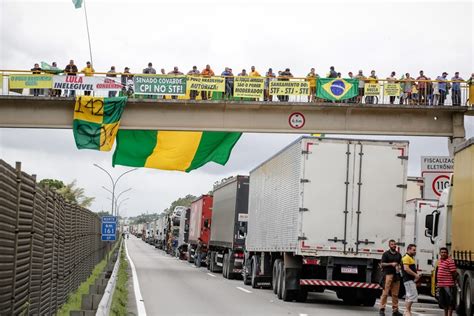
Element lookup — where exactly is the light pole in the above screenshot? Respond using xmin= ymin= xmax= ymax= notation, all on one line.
xmin=93 ymin=164 xmax=138 ymax=216
xmin=102 ymin=187 xmax=131 ymax=213
xmin=116 ymin=197 xmax=130 ymax=217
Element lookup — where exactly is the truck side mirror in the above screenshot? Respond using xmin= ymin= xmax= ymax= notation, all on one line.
xmin=425 ymin=214 xmax=434 ymax=237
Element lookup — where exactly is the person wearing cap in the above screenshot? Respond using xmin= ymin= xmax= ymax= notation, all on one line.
xmin=265 ymin=68 xmax=276 ymax=102
xmin=436 ymin=72 xmax=449 ymax=106
xmin=143 ymin=62 xmax=156 ymax=74
xmin=121 ymin=67 xmax=134 ymax=97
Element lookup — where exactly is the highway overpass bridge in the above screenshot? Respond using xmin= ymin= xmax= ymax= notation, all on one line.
xmin=0 ymin=96 xmax=473 ymax=150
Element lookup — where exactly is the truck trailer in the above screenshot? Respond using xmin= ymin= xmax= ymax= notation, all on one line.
xmin=188 ymin=195 xmax=213 ymax=266
xmin=177 ymin=207 xmax=191 ymax=259
xmin=404 ymin=199 xmax=438 ymax=294
xmin=243 ymin=137 xmax=408 ymax=305
xmin=208 ymin=176 xmax=249 ymax=279
xmin=426 ymin=138 xmax=474 ymax=315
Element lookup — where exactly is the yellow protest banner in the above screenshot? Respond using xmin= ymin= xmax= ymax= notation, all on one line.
xmin=269 ymin=80 xmax=309 ymax=95
xmin=384 ymin=83 xmax=401 ymax=96
xmin=364 ymin=83 xmax=380 ymax=96
xmin=233 ymin=76 xmax=265 ymax=98
xmin=0 ymin=74 xmax=3 ymax=91
xmin=9 ymin=74 xmax=53 ymax=89
xmin=186 ymin=76 xmax=225 ymax=92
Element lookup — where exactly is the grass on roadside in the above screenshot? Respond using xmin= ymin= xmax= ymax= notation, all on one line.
xmin=56 ymin=241 xmax=120 ymax=316
xmin=110 ymin=244 xmax=129 ymax=315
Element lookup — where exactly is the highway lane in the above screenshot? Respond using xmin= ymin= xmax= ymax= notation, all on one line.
xmin=126 ymin=236 xmax=443 ymax=316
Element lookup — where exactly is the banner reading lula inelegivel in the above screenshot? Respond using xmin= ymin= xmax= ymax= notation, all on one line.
xmin=73 ymin=96 xmax=127 ymax=151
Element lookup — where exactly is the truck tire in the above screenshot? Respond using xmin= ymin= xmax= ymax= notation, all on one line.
xmin=272 ymin=259 xmax=281 ymax=294
xmin=209 ymin=252 xmax=216 ymax=272
xmin=223 ymin=253 xmax=229 ymax=279
xmin=251 ymin=256 xmax=259 ymax=288
xmin=280 ymin=261 xmax=294 ymax=302
xmin=277 ymin=260 xmax=284 ymax=299
xmin=227 ymin=252 xmax=236 ymax=280
xmin=187 ymin=248 xmax=194 ymax=263
xmin=464 ymin=278 xmax=472 ymax=316
xmin=243 ymin=257 xmax=251 ymax=285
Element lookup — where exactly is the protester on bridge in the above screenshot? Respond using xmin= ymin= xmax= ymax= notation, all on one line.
xmin=306 ymin=68 xmax=318 ymax=102
xmin=221 ymin=67 xmax=234 ymax=99
xmin=436 ymin=247 xmax=458 ymax=316
xmin=386 ymin=71 xmax=397 ymax=104
xmin=379 ymin=239 xmax=403 ymax=316
xmin=365 ymin=70 xmax=378 ymax=104
xmin=201 ymin=65 xmax=215 ymax=100
xmin=121 ymin=67 xmax=134 ymax=97
xmin=187 ymin=66 xmax=200 ymax=100
xmin=279 ymin=68 xmax=293 ymax=102
xmin=416 ymin=70 xmax=429 ymax=105
xmin=250 ymin=66 xmax=260 ymax=77
xmin=30 ymin=63 xmax=42 ymax=97
xmin=106 ymin=66 xmax=118 ymax=97
xmin=451 ymin=72 xmax=464 ymax=106
xmin=327 ymin=66 xmax=338 ymax=78
xmin=64 ymin=60 xmax=78 ymax=97
xmin=356 ymin=70 xmax=366 ymax=103
xmin=160 ymin=68 xmax=166 ymax=75
xmin=48 ymin=62 xmax=62 ymax=97
xmin=431 ymin=78 xmax=440 ymax=106
xmin=401 ymin=73 xmax=414 ymax=105
xmin=143 ymin=62 xmax=156 ymax=74
xmin=238 ymin=69 xmax=247 ymax=76
xmin=168 ymin=66 xmax=183 ymax=75
xmin=81 ymin=62 xmax=95 ymax=96
xmin=265 ymin=68 xmax=276 ymax=102
xmin=437 ymin=72 xmax=449 ymax=106
xmin=402 ymin=244 xmax=419 ymax=316
xmin=347 ymin=72 xmax=356 ymax=103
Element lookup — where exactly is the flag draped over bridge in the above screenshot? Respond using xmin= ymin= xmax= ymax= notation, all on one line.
xmin=112 ymin=130 xmax=242 ymax=172
xmin=316 ymin=78 xmax=358 ymax=101
xmin=73 ymin=96 xmax=127 ymax=151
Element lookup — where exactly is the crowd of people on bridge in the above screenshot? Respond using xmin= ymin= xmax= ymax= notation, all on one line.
xmin=25 ymin=60 xmax=474 ymax=106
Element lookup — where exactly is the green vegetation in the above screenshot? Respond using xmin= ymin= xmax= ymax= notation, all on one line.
xmin=39 ymin=178 xmax=95 ymax=208
xmin=56 ymin=241 xmax=119 ymax=316
xmin=110 ymin=245 xmax=129 ymax=315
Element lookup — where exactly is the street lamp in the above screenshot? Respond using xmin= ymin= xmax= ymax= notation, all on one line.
xmin=93 ymin=164 xmax=138 ymax=216
xmin=102 ymin=186 xmax=131 ymax=212
xmin=116 ymin=197 xmax=130 ymax=217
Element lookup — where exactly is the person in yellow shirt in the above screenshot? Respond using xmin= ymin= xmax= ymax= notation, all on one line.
xmin=249 ymin=66 xmax=260 ymax=77
xmin=306 ymin=68 xmax=318 ymax=102
xmin=81 ymin=61 xmax=95 ymax=95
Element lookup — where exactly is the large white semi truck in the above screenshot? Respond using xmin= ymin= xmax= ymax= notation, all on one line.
xmin=243 ymin=137 xmax=408 ymax=306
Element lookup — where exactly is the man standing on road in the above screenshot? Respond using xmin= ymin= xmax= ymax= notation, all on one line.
xmin=436 ymin=247 xmax=458 ymax=316
xmin=379 ymin=239 xmax=403 ymax=316
xmin=402 ymin=244 xmax=420 ymax=316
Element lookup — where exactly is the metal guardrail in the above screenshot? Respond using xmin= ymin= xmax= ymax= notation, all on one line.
xmin=95 ymin=240 xmax=122 ymax=316
xmin=0 ymin=159 xmax=107 ymax=315
xmin=0 ymin=70 xmax=472 ymax=106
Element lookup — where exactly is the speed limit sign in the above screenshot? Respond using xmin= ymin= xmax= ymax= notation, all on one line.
xmin=423 ymin=173 xmax=451 ymax=199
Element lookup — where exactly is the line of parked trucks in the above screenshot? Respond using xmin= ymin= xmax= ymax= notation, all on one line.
xmin=130 ymin=136 xmax=474 ymax=314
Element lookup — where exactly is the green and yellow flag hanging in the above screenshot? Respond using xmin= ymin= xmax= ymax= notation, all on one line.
xmin=316 ymin=78 xmax=358 ymax=101
xmin=112 ymin=130 xmax=242 ymax=172
xmin=73 ymin=96 xmax=127 ymax=151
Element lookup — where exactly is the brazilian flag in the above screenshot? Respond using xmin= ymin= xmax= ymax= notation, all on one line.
xmin=316 ymin=78 xmax=359 ymax=101
xmin=73 ymin=96 xmax=127 ymax=151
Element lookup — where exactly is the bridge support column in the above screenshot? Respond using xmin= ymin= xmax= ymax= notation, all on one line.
xmin=448 ymin=112 xmax=466 ymax=156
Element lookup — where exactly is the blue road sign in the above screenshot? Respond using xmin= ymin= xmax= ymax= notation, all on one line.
xmin=101 ymin=216 xmax=117 ymax=241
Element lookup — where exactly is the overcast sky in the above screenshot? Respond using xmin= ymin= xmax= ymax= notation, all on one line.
xmin=0 ymin=0 xmax=473 ymax=217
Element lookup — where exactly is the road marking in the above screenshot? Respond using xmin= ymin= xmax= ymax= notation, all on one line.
xmin=125 ymin=240 xmax=148 ymax=316
xmin=207 ymin=273 xmax=216 ymax=278
xmin=236 ymin=286 xmax=252 ymax=294
xmin=299 ymin=314 xmax=309 ymax=316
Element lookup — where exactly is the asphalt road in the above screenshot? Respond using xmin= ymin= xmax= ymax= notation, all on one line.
xmin=126 ymin=236 xmax=444 ymax=316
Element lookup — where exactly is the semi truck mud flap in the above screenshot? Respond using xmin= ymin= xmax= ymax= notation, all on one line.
xmin=285 ymin=268 xmax=303 ymax=291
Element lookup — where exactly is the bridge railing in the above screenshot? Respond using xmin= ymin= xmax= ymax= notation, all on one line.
xmin=0 ymin=69 xmax=472 ymax=106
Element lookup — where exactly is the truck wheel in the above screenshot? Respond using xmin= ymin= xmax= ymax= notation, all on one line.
xmin=223 ymin=253 xmax=229 ymax=279
xmin=280 ymin=262 xmax=294 ymax=302
xmin=277 ymin=260 xmax=284 ymax=299
xmin=187 ymin=248 xmax=194 ymax=263
xmin=272 ymin=259 xmax=281 ymax=294
xmin=227 ymin=252 xmax=236 ymax=280
xmin=251 ymin=256 xmax=259 ymax=288
xmin=464 ymin=278 xmax=472 ymax=316
xmin=243 ymin=262 xmax=251 ymax=285
xmin=209 ymin=252 xmax=214 ymax=271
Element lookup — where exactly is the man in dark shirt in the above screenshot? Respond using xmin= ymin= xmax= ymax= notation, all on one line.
xmin=379 ymin=239 xmax=403 ymax=316
xmin=64 ymin=60 xmax=78 ymax=97
xmin=30 ymin=63 xmax=42 ymax=96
